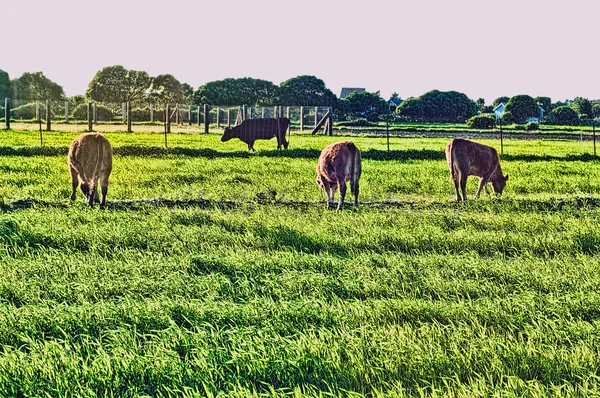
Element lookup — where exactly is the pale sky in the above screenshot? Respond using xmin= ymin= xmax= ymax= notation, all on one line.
xmin=3 ymin=0 xmax=599 ymax=104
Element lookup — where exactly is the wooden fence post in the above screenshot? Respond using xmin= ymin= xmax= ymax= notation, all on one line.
xmin=314 ymin=106 xmax=318 ymax=129
xmin=122 ymin=103 xmax=126 ymax=123
xmin=87 ymin=102 xmax=93 ymax=131
xmin=45 ymin=100 xmax=51 ymax=131
xmin=65 ymin=101 xmax=69 ymax=123
xmin=227 ymin=108 xmax=231 ymax=127
xmin=93 ymin=103 xmax=97 ymax=123
xmin=4 ymin=98 xmax=9 ymax=129
xmin=127 ymin=101 xmax=132 ymax=133
xmin=204 ymin=104 xmax=209 ymax=133
xmin=216 ymin=107 xmax=220 ymax=128
xmin=300 ymin=106 xmax=304 ymax=131
xmin=150 ymin=103 xmax=154 ymax=123
xmin=242 ymin=105 xmax=247 ymax=121
xmin=188 ymin=105 xmax=192 ymax=126
xmin=36 ymin=101 xmax=40 ymax=122
xmin=165 ymin=104 xmax=171 ymax=134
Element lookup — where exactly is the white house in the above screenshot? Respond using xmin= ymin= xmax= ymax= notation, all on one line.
xmin=493 ymin=102 xmax=545 ymax=122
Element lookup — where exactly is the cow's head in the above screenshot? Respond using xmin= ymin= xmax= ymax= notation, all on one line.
xmin=491 ymin=174 xmax=509 ymax=195
xmin=221 ymin=127 xmax=233 ymax=142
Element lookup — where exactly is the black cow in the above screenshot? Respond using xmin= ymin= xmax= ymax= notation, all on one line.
xmin=221 ymin=117 xmax=290 ymax=151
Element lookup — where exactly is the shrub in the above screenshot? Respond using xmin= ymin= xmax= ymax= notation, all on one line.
xmin=11 ymin=103 xmax=46 ymax=120
xmin=526 ymin=122 xmax=539 ymax=130
xmin=71 ymin=103 xmax=115 ymax=121
xmin=550 ymin=106 xmax=579 ymax=126
xmin=467 ymin=114 xmax=496 ymax=129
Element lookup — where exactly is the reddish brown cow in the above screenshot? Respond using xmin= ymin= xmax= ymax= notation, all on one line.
xmin=316 ymin=141 xmax=361 ymax=209
xmin=445 ymin=138 xmax=508 ymax=201
xmin=68 ymin=133 xmax=113 ymax=209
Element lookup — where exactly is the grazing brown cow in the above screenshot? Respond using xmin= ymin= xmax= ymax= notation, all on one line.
xmin=445 ymin=138 xmax=508 ymax=201
xmin=221 ymin=117 xmax=290 ymax=151
xmin=316 ymin=141 xmax=361 ymax=209
xmin=67 ymin=133 xmax=113 ymax=209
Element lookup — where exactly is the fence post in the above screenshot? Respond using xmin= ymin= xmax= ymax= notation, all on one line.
xmin=65 ymin=101 xmax=69 ymax=123
xmin=227 ymin=108 xmax=231 ymax=127
xmin=127 ymin=101 xmax=132 ymax=133
xmin=36 ymin=101 xmax=40 ymax=122
xmin=216 ymin=107 xmax=220 ymax=128
xmin=87 ymin=102 xmax=93 ymax=131
xmin=188 ymin=105 xmax=192 ymax=126
xmin=300 ymin=106 xmax=304 ymax=131
xmin=45 ymin=100 xmax=51 ymax=131
xmin=93 ymin=103 xmax=97 ymax=123
xmin=204 ymin=104 xmax=209 ymax=133
xmin=197 ymin=105 xmax=201 ymax=126
xmin=499 ymin=118 xmax=503 ymax=155
xmin=286 ymin=106 xmax=289 ymax=119
xmin=4 ymin=98 xmax=9 ymax=129
xmin=314 ymin=106 xmax=318 ymax=128
xmin=328 ymin=107 xmax=333 ymax=136
xmin=122 ymin=103 xmax=126 ymax=123
xmin=150 ymin=103 xmax=154 ymax=123
xmin=594 ymin=119 xmax=596 ymax=157
xmin=165 ymin=104 xmax=171 ymax=134
xmin=242 ymin=105 xmax=247 ymax=121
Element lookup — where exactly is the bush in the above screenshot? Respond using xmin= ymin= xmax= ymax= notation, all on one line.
xmin=71 ymin=103 xmax=115 ymax=121
xmin=467 ymin=114 xmax=496 ymax=129
xmin=526 ymin=122 xmax=539 ymax=130
xmin=550 ymin=106 xmax=579 ymax=126
xmin=11 ymin=103 xmax=46 ymax=120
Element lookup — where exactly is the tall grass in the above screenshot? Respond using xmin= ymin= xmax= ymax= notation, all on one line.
xmin=0 ymin=130 xmax=599 ymax=396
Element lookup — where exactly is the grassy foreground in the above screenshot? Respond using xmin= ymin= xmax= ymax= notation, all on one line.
xmin=0 ymin=129 xmax=599 ymax=397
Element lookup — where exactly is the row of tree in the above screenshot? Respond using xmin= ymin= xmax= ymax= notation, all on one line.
xmin=1 ymin=66 xmax=599 ymax=125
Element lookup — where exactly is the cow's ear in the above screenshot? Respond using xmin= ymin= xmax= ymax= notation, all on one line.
xmin=505 ymin=174 xmax=509 ymax=181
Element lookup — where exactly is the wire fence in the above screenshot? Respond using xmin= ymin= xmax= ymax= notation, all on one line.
xmin=1 ymin=99 xmax=332 ymax=134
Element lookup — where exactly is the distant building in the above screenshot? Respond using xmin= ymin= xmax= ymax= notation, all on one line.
xmin=388 ymin=97 xmax=403 ymax=111
xmin=494 ymin=102 xmax=545 ymax=122
xmin=340 ymin=87 xmax=365 ymax=99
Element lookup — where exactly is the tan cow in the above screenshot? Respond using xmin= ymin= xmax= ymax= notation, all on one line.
xmin=316 ymin=141 xmax=361 ymax=209
xmin=445 ymin=138 xmax=508 ymax=201
xmin=67 ymin=133 xmax=113 ymax=209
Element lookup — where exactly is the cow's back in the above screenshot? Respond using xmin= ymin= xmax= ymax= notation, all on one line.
xmin=446 ymin=138 xmax=499 ymax=178
xmin=317 ymin=141 xmax=360 ymax=182
xmin=68 ymin=133 xmax=113 ymax=182
xmin=237 ymin=118 xmax=288 ymax=139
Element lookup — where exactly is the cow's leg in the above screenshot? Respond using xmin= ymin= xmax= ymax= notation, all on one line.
xmin=94 ymin=179 xmax=101 ymax=203
xmin=329 ymin=184 xmax=337 ymax=208
xmin=87 ymin=186 xmax=96 ymax=207
xmin=69 ymin=167 xmax=79 ymax=201
xmin=484 ymin=184 xmax=490 ymax=195
xmin=475 ymin=177 xmax=488 ymax=199
xmin=459 ymin=174 xmax=468 ymax=202
xmin=452 ymin=176 xmax=461 ymax=202
xmin=337 ymin=181 xmax=347 ymax=210
xmin=99 ymin=177 xmax=109 ymax=210
xmin=351 ymin=178 xmax=359 ymax=206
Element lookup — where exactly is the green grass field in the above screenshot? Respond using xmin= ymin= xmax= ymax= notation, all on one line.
xmin=0 ymin=129 xmax=599 ymax=397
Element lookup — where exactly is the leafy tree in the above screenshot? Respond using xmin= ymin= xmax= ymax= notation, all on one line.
xmin=11 ymin=72 xmax=65 ymax=100
xmin=182 ymin=83 xmax=194 ymax=104
xmin=549 ymin=106 xmax=579 ymax=126
xmin=339 ymin=91 xmax=388 ymax=121
xmin=592 ymin=103 xmax=600 ymax=118
xmin=86 ymin=65 xmax=151 ymax=104
xmin=395 ymin=90 xmax=477 ymax=123
xmin=503 ymin=95 xmax=539 ymax=124
xmin=476 ymin=98 xmax=485 ymax=111
xmin=149 ymin=74 xmax=184 ymax=104
xmin=493 ymin=96 xmax=510 ymax=107
xmin=194 ymin=78 xmax=279 ymax=106
xmin=279 ymin=75 xmax=337 ymax=106
xmin=535 ymin=96 xmax=552 ymax=114
xmin=0 ymin=69 xmax=10 ymax=99
xmin=467 ymin=114 xmax=496 ymax=129
xmin=571 ymin=97 xmax=593 ymax=118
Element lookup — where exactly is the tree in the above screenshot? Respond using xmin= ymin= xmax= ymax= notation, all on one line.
xmin=476 ymin=98 xmax=485 ymax=111
xmin=278 ymin=75 xmax=337 ymax=106
xmin=493 ymin=96 xmax=510 ymax=107
xmin=550 ymin=106 xmax=579 ymax=126
xmin=149 ymin=74 xmax=184 ymax=104
xmin=194 ymin=78 xmax=279 ymax=106
xmin=182 ymin=83 xmax=194 ymax=104
xmin=535 ymin=96 xmax=552 ymax=114
xmin=11 ymin=72 xmax=65 ymax=100
xmin=86 ymin=65 xmax=151 ymax=103
xmin=395 ymin=90 xmax=478 ymax=123
xmin=339 ymin=91 xmax=388 ymax=121
xmin=503 ymin=95 xmax=539 ymax=124
xmin=592 ymin=103 xmax=600 ymax=118
xmin=0 ymin=69 xmax=10 ymax=99
xmin=571 ymin=97 xmax=593 ymax=118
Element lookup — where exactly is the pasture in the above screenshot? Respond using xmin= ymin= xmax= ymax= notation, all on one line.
xmin=0 ymin=129 xmax=599 ymax=397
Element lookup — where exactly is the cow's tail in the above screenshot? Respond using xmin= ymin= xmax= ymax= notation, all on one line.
xmin=449 ymin=140 xmax=456 ymax=181
xmin=350 ymin=142 xmax=361 ymax=202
